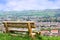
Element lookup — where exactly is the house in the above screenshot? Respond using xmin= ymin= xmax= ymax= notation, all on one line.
xmin=40 ymin=30 xmax=50 ymax=36
xmin=50 ymin=29 xmax=58 ymax=36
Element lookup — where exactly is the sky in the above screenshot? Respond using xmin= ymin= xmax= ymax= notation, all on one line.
xmin=0 ymin=0 xmax=60 ymax=11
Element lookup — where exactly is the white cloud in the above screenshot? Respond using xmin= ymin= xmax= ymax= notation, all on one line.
xmin=0 ymin=0 xmax=60 ymax=11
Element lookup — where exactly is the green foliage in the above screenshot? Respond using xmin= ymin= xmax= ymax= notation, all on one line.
xmin=0 ymin=33 xmax=60 ymax=40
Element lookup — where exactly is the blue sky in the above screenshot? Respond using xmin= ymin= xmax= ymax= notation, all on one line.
xmin=0 ymin=0 xmax=60 ymax=11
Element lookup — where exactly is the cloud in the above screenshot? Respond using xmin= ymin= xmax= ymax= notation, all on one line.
xmin=0 ymin=0 xmax=60 ymax=11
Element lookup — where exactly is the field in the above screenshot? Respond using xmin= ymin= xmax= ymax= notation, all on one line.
xmin=0 ymin=33 xmax=60 ymax=40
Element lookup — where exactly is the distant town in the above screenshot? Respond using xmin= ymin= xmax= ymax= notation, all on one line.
xmin=0 ymin=10 xmax=60 ymax=36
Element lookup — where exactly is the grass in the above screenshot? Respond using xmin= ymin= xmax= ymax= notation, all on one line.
xmin=0 ymin=33 xmax=60 ymax=40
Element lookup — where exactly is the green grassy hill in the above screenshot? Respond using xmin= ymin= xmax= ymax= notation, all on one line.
xmin=0 ymin=9 xmax=60 ymax=17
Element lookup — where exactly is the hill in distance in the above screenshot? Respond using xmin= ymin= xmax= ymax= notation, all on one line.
xmin=0 ymin=9 xmax=60 ymax=17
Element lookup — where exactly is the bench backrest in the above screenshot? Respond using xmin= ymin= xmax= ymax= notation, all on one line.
xmin=3 ymin=21 xmax=36 ymax=37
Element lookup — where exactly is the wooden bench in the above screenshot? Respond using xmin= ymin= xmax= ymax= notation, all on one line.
xmin=3 ymin=21 xmax=36 ymax=37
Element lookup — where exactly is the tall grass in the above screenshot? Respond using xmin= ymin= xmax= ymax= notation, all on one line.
xmin=0 ymin=33 xmax=60 ymax=40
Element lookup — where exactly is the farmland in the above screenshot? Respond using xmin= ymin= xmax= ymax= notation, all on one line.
xmin=0 ymin=33 xmax=60 ymax=40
